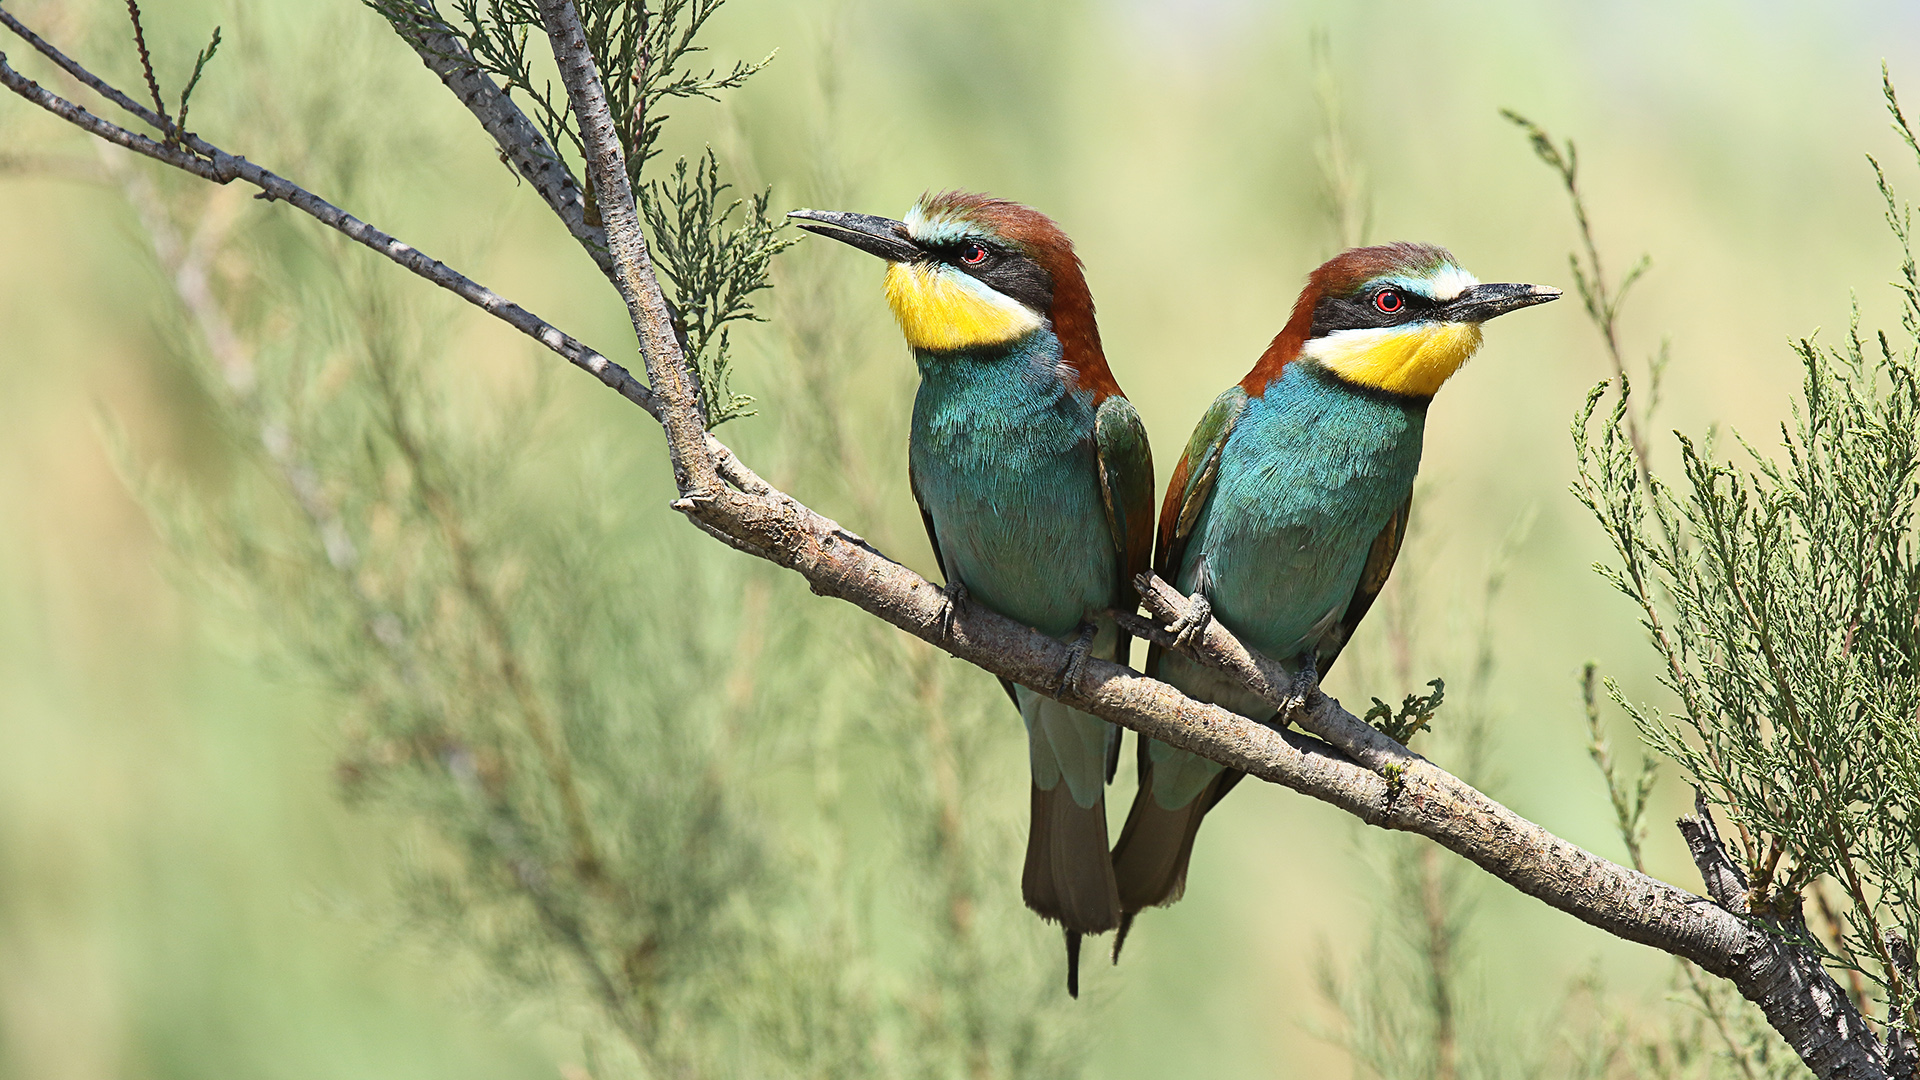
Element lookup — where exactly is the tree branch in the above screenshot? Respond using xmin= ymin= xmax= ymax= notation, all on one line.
xmin=535 ymin=0 xmax=713 ymax=494
xmin=1 ymin=7 xmax=1898 ymax=1077
xmin=370 ymin=3 xmax=616 ymax=283
xmin=0 ymin=19 xmax=657 ymax=419
xmin=1680 ymin=792 xmax=1896 ymax=1079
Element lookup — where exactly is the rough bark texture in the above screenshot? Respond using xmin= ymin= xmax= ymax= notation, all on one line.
xmin=534 ymin=0 xmax=712 ymax=493
xmin=372 ymin=7 xmax=616 ymax=282
xmin=0 ymin=6 xmax=1897 ymax=1076
xmin=1681 ymin=795 xmax=1896 ymax=1079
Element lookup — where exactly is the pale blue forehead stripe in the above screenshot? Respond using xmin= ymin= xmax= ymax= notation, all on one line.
xmin=907 ymin=215 xmax=987 ymax=246
xmin=1368 ymin=270 xmax=1457 ymax=299
xmin=905 ymin=199 xmax=1004 ymax=246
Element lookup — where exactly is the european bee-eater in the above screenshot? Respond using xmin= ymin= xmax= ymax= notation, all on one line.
xmin=1111 ymin=243 xmax=1558 ymax=951
xmin=789 ymin=193 xmax=1154 ymax=996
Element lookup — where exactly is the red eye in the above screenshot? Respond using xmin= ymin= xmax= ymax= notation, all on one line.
xmin=960 ymin=243 xmax=990 ymax=265
xmin=1374 ymin=288 xmax=1405 ymax=314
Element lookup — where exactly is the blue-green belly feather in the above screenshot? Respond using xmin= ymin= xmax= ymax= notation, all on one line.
xmin=1153 ymin=362 xmax=1427 ymax=809
xmin=909 ymin=331 xmax=1120 ymax=809
xmin=1181 ymin=363 xmax=1425 ymax=659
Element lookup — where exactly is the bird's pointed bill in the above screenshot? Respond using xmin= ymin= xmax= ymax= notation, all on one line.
xmin=1441 ymin=282 xmax=1562 ymax=323
xmin=787 ymin=209 xmax=922 ymax=262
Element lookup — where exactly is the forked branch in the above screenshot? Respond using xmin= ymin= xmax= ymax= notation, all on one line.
xmin=0 ymin=6 xmax=1896 ymax=1077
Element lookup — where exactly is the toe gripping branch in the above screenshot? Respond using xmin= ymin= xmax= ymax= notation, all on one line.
xmin=936 ymin=579 xmax=968 ymax=642
xmin=1165 ymin=591 xmax=1212 ymax=649
xmin=1282 ymin=655 xmax=1320 ymax=732
xmin=1056 ymin=618 xmax=1100 ymax=699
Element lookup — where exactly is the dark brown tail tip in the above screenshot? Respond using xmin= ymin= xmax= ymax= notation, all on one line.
xmin=1065 ymin=930 xmax=1083 ymax=998
xmin=1111 ymin=912 xmax=1136 ymax=964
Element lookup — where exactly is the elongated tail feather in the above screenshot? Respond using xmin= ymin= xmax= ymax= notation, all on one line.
xmin=1021 ymin=780 xmax=1120 ymax=932
xmin=1109 ymin=748 xmax=1243 ymax=961
xmin=1019 ymin=687 xmax=1120 ymax=995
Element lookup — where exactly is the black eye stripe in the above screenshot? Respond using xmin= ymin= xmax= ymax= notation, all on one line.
xmin=927 ymin=240 xmax=1054 ymax=313
xmin=927 ymin=239 xmax=992 ymax=263
xmin=1308 ymin=287 xmax=1439 ymax=338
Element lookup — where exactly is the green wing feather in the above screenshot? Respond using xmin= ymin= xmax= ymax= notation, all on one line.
xmin=1093 ymin=395 xmax=1155 ymax=783
xmin=1154 ymin=387 xmax=1248 ymax=584
xmin=1093 ymin=395 xmax=1156 ymax=613
xmin=1319 ymin=492 xmax=1412 ymax=672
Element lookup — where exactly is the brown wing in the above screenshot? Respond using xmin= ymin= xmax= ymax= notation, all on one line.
xmin=1318 ymin=493 xmax=1413 ymax=673
xmin=1153 ymin=387 xmax=1247 ymax=585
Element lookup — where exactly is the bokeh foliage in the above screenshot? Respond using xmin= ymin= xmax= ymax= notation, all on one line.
xmin=1575 ymin=73 xmax=1920 ymax=1046
xmin=5 ymin=1 xmax=1920 ymax=1078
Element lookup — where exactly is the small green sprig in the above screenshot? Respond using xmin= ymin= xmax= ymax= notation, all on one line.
xmin=1365 ymin=677 xmax=1444 ymax=746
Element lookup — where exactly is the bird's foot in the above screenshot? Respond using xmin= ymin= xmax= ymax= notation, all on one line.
xmin=1283 ymin=655 xmax=1321 ymax=727
xmin=1057 ymin=620 xmax=1099 ymax=698
xmin=937 ymin=579 xmax=969 ymax=642
xmin=1166 ymin=592 xmax=1212 ymax=650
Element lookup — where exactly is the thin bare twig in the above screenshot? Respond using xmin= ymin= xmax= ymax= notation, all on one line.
xmin=1 ymin=8 xmax=1898 ymax=1076
xmin=0 ymin=26 xmax=659 ymax=419
xmin=122 ymin=0 xmax=171 ymax=138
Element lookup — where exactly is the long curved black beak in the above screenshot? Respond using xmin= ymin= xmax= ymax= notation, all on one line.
xmin=1443 ymin=282 xmax=1562 ymax=323
xmin=787 ymin=209 xmax=924 ymax=263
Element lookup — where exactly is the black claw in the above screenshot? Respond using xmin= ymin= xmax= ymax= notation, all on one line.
xmin=1065 ymin=929 xmax=1083 ymax=998
xmin=1112 ymin=912 xmax=1136 ymax=964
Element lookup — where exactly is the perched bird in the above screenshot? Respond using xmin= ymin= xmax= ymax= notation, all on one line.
xmin=789 ymin=193 xmax=1154 ymax=996
xmin=1111 ymin=243 xmax=1558 ymax=952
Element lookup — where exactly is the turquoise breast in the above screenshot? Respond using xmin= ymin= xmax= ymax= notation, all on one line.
xmin=1177 ymin=361 xmax=1426 ymax=661
xmin=909 ymin=331 xmax=1116 ymax=639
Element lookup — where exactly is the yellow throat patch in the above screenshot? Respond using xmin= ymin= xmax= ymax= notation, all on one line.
xmin=885 ymin=262 xmax=1044 ymax=352
xmin=1304 ymin=322 xmax=1486 ymax=398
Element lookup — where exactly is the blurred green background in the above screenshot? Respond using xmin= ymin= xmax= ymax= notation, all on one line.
xmin=4 ymin=0 xmax=1919 ymax=1076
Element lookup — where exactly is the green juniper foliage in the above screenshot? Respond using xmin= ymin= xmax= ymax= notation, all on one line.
xmin=1511 ymin=104 xmax=1811 ymax=1079
xmin=105 ymin=4 xmax=1087 ymax=1076
xmin=643 ymin=150 xmax=797 ymax=424
xmin=1364 ymin=677 xmax=1445 ymax=745
xmin=370 ymin=0 xmax=791 ymax=425
xmin=1570 ymin=71 xmax=1920 ymax=1046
